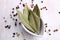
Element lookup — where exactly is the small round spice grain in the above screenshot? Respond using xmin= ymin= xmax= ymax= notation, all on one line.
xmin=16 ymin=32 xmax=20 ymax=37
xmin=16 ymin=5 xmax=19 ymax=9
xmin=8 ymin=25 xmax=11 ymax=29
xmin=21 ymin=0 xmax=22 ymax=2
xmin=19 ymin=3 xmax=21 ymax=5
xmin=53 ymin=29 xmax=58 ymax=32
xmin=41 ymin=8 xmax=42 ymax=10
xmin=13 ymin=14 xmax=16 ymax=17
xmin=8 ymin=26 xmax=10 ymax=29
xmin=32 ymin=0 xmax=34 ymax=1
xmin=15 ymin=22 xmax=17 ymax=26
xmin=45 ymin=25 xmax=47 ymax=27
xmin=13 ymin=33 xmax=15 ymax=35
xmin=15 ymin=19 xmax=17 ymax=21
xmin=49 ymin=33 xmax=51 ymax=35
xmin=46 ymin=8 xmax=48 ymax=10
xmin=59 ymin=12 xmax=60 ymax=14
xmin=41 ymin=1 xmax=43 ymax=3
xmin=23 ymin=4 xmax=25 ymax=7
xmin=45 ymin=23 xmax=47 ymax=25
xmin=12 ymin=8 xmax=14 ymax=10
xmin=48 ymin=29 xmax=51 ymax=32
xmin=55 ymin=29 xmax=58 ymax=31
xmin=5 ymin=25 xmax=8 ymax=28
xmin=13 ymin=13 xmax=17 ymax=17
xmin=4 ymin=20 xmax=7 ymax=22
xmin=19 ymin=22 xmax=21 ymax=25
xmin=12 ymin=11 xmax=14 ymax=13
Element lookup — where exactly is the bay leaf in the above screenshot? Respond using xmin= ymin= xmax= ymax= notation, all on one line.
xmin=17 ymin=10 xmax=35 ymax=32
xmin=23 ymin=4 xmax=29 ymax=20
xmin=33 ymin=4 xmax=40 ymax=17
xmin=32 ymin=10 xmax=40 ymax=33
xmin=28 ymin=9 xmax=38 ymax=32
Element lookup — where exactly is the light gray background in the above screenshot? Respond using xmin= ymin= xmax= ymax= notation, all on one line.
xmin=0 ymin=0 xmax=60 ymax=40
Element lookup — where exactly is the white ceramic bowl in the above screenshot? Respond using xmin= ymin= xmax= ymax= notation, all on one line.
xmin=21 ymin=19 xmax=44 ymax=37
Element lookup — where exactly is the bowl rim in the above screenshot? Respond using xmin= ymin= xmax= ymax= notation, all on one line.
xmin=21 ymin=24 xmax=41 ymax=36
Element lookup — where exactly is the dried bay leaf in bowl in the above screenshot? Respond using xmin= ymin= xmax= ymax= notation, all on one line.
xmin=23 ymin=4 xmax=29 ymax=20
xmin=33 ymin=4 xmax=40 ymax=17
xmin=32 ymin=12 xmax=40 ymax=33
xmin=33 ymin=4 xmax=40 ymax=33
xmin=17 ymin=4 xmax=40 ymax=34
xmin=28 ymin=9 xmax=38 ymax=32
xmin=17 ymin=10 xmax=35 ymax=32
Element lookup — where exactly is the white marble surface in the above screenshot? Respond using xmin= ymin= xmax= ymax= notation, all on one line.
xmin=0 ymin=0 xmax=60 ymax=40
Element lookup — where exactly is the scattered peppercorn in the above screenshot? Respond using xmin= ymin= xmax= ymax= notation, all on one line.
xmin=16 ymin=32 xmax=20 ymax=37
xmin=12 ymin=8 xmax=14 ymax=10
xmin=48 ymin=29 xmax=51 ymax=32
xmin=53 ymin=29 xmax=58 ymax=32
xmin=13 ymin=33 xmax=15 ymax=35
xmin=41 ymin=8 xmax=42 ymax=10
xmin=41 ymin=7 xmax=47 ymax=10
xmin=59 ymin=12 xmax=60 ymax=14
xmin=44 ymin=7 xmax=46 ymax=8
xmin=19 ymin=3 xmax=21 ymax=4
xmin=45 ymin=23 xmax=47 ymax=25
xmin=8 ymin=26 xmax=10 ymax=29
xmin=5 ymin=25 xmax=11 ymax=29
xmin=13 ymin=14 xmax=16 ymax=17
xmin=16 ymin=5 xmax=19 ymax=9
xmin=46 ymin=8 xmax=48 ymax=10
xmin=23 ymin=4 xmax=25 ymax=7
xmin=31 ymin=0 xmax=34 ymax=3
xmin=13 ymin=13 xmax=17 ymax=17
xmin=45 ymin=25 xmax=47 ymax=27
xmin=19 ymin=22 xmax=21 ymax=25
xmin=4 ymin=20 xmax=7 ymax=22
xmin=49 ymin=33 xmax=51 ymax=35
xmin=5 ymin=25 xmax=8 ymax=28
xmin=12 ymin=11 xmax=14 ymax=13
xmin=55 ymin=29 xmax=58 ymax=31
xmin=32 ymin=0 xmax=34 ymax=1
xmin=21 ymin=0 xmax=22 ymax=2
xmin=8 ymin=25 xmax=11 ymax=29
xmin=15 ymin=19 xmax=17 ymax=21
xmin=15 ymin=22 xmax=17 ymax=26
xmin=41 ymin=1 xmax=43 ymax=3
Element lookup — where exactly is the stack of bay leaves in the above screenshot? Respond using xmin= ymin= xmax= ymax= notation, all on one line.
xmin=17 ymin=4 xmax=40 ymax=34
